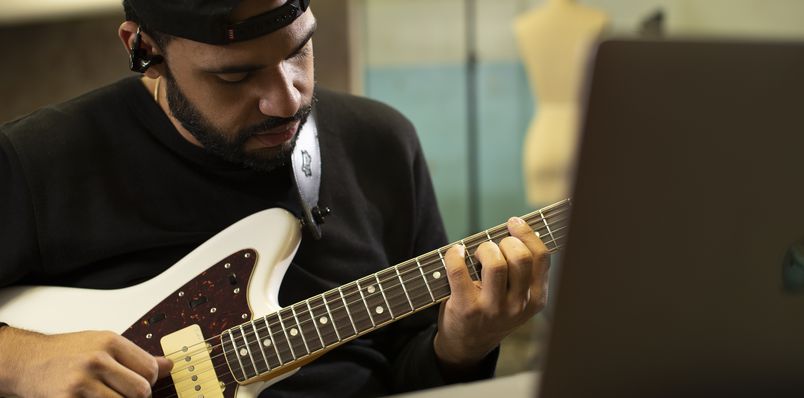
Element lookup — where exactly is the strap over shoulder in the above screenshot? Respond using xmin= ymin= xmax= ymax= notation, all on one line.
xmin=291 ymin=112 xmax=329 ymax=240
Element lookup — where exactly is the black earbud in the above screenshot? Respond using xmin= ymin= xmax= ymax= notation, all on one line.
xmin=129 ymin=27 xmax=164 ymax=73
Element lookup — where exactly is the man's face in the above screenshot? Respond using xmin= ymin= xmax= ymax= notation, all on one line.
xmin=159 ymin=2 xmax=316 ymax=172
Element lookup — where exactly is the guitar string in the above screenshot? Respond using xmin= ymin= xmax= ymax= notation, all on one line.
xmin=159 ymin=225 xmax=571 ymax=397
xmin=158 ymin=225 xmax=570 ymax=394
xmin=152 ymin=209 xmax=570 ymax=392
xmin=163 ymin=230 xmax=570 ymax=398
xmin=157 ymin=209 xmax=569 ymax=375
xmin=153 ymin=201 xmax=571 ymax=388
xmin=166 ymin=231 xmax=570 ymax=398
xmin=155 ymin=203 xmax=570 ymax=371
xmin=157 ymin=200 xmax=569 ymax=360
xmin=154 ymin=211 xmax=570 ymax=393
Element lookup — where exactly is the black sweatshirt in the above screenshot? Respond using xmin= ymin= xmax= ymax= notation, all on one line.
xmin=0 ymin=77 xmax=496 ymax=397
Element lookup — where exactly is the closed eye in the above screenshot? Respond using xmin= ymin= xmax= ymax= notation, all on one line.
xmin=217 ymin=71 xmax=251 ymax=84
xmin=288 ymin=42 xmax=312 ymax=60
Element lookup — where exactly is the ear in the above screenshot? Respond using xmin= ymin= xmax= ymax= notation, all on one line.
xmin=118 ymin=21 xmax=165 ymax=79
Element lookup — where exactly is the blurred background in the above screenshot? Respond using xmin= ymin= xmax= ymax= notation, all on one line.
xmin=3 ymin=0 xmax=804 ymax=377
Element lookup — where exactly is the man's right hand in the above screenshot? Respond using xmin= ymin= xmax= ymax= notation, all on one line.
xmin=0 ymin=327 xmax=173 ymax=398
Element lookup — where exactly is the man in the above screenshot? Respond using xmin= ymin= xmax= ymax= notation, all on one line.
xmin=0 ymin=0 xmax=550 ymax=396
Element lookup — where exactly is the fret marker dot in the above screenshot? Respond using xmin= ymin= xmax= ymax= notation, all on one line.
xmin=239 ymin=348 xmax=248 ymax=357
xmin=290 ymin=328 xmax=298 ymax=336
xmin=319 ymin=316 xmax=328 ymax=324
xmin=263 ymin=339 xmax=272 ymax=347
xmin=375 ymin=306 xmax=384 ymax=314
xmin=367 ymin=285 xmax=376 ymax=294
xmin=432 ymin=271 xmax=442 ymax=279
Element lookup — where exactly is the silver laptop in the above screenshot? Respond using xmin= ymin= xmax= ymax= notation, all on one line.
xmin=538 ymin=39 xmax=804 ymax=398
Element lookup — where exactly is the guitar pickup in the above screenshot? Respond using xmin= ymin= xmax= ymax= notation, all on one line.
xmin=188 ymin=295 xmax=208 ymax=309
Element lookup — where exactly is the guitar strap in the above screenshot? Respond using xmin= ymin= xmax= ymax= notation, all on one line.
xmin=290 ymin=112 xmax=328 ymax=240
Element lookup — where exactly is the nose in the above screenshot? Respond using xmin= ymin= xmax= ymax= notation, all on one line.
xmin=257 ymin=64 xmax=302 ymax=118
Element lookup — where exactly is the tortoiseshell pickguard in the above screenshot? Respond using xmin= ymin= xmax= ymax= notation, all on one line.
xmin=122 ymin=249 xmax=258 ymax=398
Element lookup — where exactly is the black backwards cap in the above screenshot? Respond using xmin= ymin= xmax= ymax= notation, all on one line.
xmin=127 ymin=0 xmax=310 ymax=44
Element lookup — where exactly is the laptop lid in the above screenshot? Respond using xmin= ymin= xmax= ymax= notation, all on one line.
xmin=538 ymin=39 xmax=804 ymax=398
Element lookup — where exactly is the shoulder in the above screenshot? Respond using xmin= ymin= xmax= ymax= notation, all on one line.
xmin=315 ymin=88 xmax=415 ymax=136
xmin=1 ymin=77 xmax=140 ymax=162
xmin=314 ymin=87 xmax=421 ymax=158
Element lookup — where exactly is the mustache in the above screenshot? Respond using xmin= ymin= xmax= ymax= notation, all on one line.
xmin=240 ymin=104 xmax=313 ymax=137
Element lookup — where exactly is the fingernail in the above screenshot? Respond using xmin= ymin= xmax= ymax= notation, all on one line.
xmin=509 ymin=217 xmax=525 ymax=225
xmin=456 ymin=244 xmax=465 ymax=258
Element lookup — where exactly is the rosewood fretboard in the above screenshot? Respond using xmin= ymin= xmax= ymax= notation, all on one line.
xmin=221 ymin=198 xmax=572 ymax=383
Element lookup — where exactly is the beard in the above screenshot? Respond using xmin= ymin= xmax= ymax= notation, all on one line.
xmin=163 ymin=71 xmax=312 ymax=173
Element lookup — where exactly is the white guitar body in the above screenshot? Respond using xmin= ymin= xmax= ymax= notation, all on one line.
xmin=0 ymin=207 xmax=303 ymax=398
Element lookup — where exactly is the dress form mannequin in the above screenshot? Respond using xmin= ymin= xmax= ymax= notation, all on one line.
xmin=514 ymin=0 xmax=608 ymax=206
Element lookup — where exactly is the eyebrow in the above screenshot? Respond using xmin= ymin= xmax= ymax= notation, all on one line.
xmin=202 ymin=21 xmax=318 ymax=75
xmin=290 ymin=20 xmax=317 ymax=57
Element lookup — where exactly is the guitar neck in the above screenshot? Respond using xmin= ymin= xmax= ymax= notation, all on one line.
xmin=221 ymin=199 xmax=572 ymax=383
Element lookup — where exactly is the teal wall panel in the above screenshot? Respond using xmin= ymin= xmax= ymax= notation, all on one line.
xmin=476 ymin=61 xmax=535 ymax=230
xmin=365 ymin=61 xmax=536 ymax=241
xmin=365 ymin=65 xmax=470 ymax=240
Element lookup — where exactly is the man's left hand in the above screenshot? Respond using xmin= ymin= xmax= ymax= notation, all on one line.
xmin=434 ymin=216 xmax=550 ymax=368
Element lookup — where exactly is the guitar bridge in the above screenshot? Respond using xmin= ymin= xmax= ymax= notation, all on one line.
xmin=161 ymin=324 xmax=225 ymax=398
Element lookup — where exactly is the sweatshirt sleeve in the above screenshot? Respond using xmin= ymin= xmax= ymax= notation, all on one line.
xmin=0 ymin=131 xmax=41 ymax=287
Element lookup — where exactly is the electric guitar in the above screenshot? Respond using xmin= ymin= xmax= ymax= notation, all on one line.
xmin=0 ymin=199 xmax=571 ymax=397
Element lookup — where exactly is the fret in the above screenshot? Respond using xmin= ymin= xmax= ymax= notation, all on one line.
xmin=547 ymin=230 xmax=569 ymax=251
xmin=337 ymin=287 xmax=359 ymax=334
xmin=260 ymin=316 xmax=282 ymax=368
xmin=461 ymin=239 xmax=481 ymax=281
xmin=545 ymin=213 xmax=570 ymax=235
xmin=277 ymin=309 xmax=305 ymax=359
xmin=239 ymin=325 xmax=264 ymax=375
xmin=294 ymin=302 xmax=322 ymax=353
xmin=358 ymin=275 xmax=392 ymax=325
xmin=309 ymin=295 xmax=340 ymax=346
xmin=484 ymin=229 xmax=494 ymax=243
xmin=250 ymin=320 xmax=275 ymax=371
xmin=323 ymin=290 xmax=354 ymax=339
xmin=415 ymin=257 xmax=436 ymax=302
xmin=342 ymin=282 xmax=373 ymax=332
xmin=377 ymin=268 xmax=411 ymax=318
xmin=398 ymin=259 xmax=434 ymax=309
xmin=539 ymin=209 xmax=558 ymax=251
xmin=373 ymin=271 xmax=396 ymax=319
xmin=275 ymin=310 xmax=296 ymax=360
xmin=355 ymin=279 xmax=377 ymax=328
xmin=464 ymin=234 xmax=487 ymax=251
xmin=264 ymin=312 xmax=294 ymax=364
xmin=423 ymin=251 xmax=450 ymax=300
xmin=394 ymin=266 xmax=415 ymax=311
xmin=228 ymin=329 xmax=254 ymax=380
xmin=221 ymin=331 xmax=247 ymax=382
xmin=305 ymin=299 xmax=326 ymax=349
xmin=290 ymin=305 xmax=313 ymax=354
